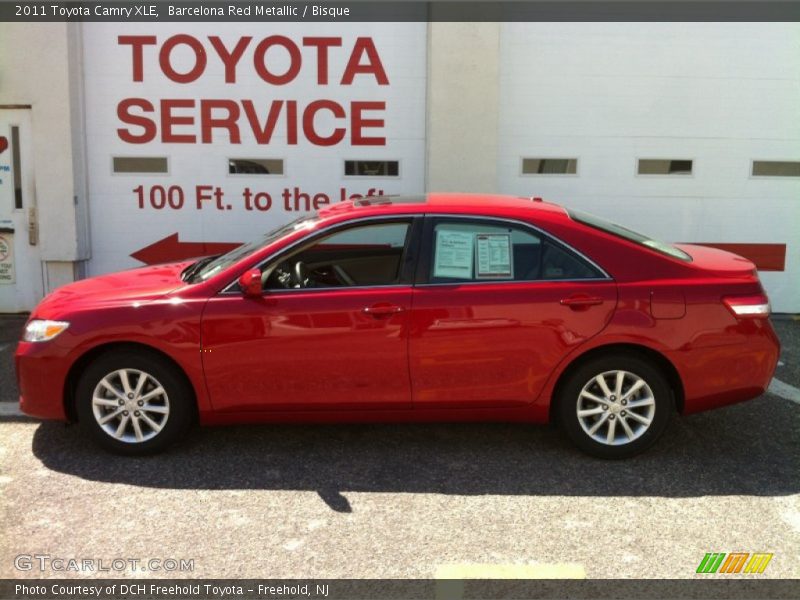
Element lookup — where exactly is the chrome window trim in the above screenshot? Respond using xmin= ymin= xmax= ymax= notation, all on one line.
xmin=415 ymin=277 xmax=613 ymax=288
xmin=218 ymin=212 xmax=613 ymax=296
xmin=245 ymin=283 xmax=414 ymax=295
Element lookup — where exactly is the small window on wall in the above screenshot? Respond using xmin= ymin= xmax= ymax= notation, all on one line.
xmin=637 ymin=159 xmax=693 ymax=175
xmin=344 ymin=160 xmax=399 ymax=177
xmin=521 ymin=158 xmax=578 ymax=175
xmin=752 ymin=161 xmax=800 ymax=177
xmin=229 ymin=158 xmax=284 ymax=175
xmin=112 ymin=157 xmax=168 ymax=174
xmin=11 ymin=126 xmax=22 ymax=209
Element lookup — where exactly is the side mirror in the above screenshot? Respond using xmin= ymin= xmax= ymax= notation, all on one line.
xmin=238 ymin=268 xmax=262 ymax=298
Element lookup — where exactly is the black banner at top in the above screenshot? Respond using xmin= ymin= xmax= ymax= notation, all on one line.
xmin=2 ymin=1 xmax=800 ymax=22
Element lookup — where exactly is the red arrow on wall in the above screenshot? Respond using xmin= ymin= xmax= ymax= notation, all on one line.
xmin=0 ymin=137 xmax=8 ymax=154
xmin=130 ymin=233 xmax=241 ymax=266
xmin=130 ymin=235 xmax=787 ymax=272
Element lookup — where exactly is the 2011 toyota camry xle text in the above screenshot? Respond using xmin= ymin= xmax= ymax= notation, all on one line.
xmin=15 ymin=194 xmax=780 ymax=458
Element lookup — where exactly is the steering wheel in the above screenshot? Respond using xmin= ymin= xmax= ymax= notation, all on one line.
xmin=293 ymin=261 xmax=309 ymax=288
xmin=333 ymin=264 xmax=356 ymax=286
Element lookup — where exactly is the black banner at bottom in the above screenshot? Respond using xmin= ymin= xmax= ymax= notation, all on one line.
xmin=2 ymin=579 xmax=799 ymax=600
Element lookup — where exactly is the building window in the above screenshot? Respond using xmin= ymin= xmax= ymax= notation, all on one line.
xmin=112 ymin=157 xmax=168 ymax=174
xmin=521 ymin=158 xmax=578 ymax=175
xmin=11 ymin=126 xmax=22 ymax=209
xmin=229 ymin=158 xmax=284 ymax=175
xmin=752 ymin=161 xmax=800 ymax=177
xmin=637 ymin=159 xmax=693 ymax=175
xmin=344 ymin=160 xmax=399 ymax=177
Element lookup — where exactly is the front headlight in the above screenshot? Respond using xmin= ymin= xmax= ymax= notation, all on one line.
xmin=23 ymin=320 xmax=70 ymax=342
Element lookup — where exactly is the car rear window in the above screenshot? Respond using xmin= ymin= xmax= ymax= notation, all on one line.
xmin=426 ymin=219 xmax=605 ymax=283
xmin=568 ymin=209 xmax=692 ymax=262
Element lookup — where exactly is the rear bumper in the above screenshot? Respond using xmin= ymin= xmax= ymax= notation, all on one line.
xmin=670 ymin=320 xmax=780 ymax=414
xmin=15 ymin=341 xmax=69 ymax=420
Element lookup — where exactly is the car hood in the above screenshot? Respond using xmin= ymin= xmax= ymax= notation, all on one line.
xmin=32 ymin=261 xmax=192 ymax=318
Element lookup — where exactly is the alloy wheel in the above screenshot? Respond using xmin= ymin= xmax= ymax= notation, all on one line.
xmin=91 ymin=368 xmax=170 ymax=443
xmin=576 ymin=370 xmax=656 ymax=446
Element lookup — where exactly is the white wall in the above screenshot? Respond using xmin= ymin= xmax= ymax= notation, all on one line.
xmin=426 ymin=22 xmax=499 ymax=192
xmin=82 ymin=23 xmax=427 ymax=276
xmin=497 ymin=23 xmax=800 ymax=311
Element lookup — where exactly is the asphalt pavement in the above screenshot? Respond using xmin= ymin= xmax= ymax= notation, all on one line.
xmin=0 ymin=316 xmax=798 ymax=580
xmin=0 ymin=314 xmax=26 ymax=408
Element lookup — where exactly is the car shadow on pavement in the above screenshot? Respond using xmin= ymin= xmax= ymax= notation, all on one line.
xmin=31 ymin=394 xmax=798 ymax=512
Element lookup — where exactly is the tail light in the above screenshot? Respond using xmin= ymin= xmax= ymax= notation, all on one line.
xmin=722 ymin=294 xmax=771 ymax=319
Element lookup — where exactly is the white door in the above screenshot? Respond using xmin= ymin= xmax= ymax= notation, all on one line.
xmin=0 ymin=109 xmax=43 ymax=312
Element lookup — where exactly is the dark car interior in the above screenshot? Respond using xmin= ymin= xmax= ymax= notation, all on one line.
xmin=426 ymin=240 xmax=602 ymax=284
xmin=262 ymin=218 xmax=602 ymax=290
xmin=266 ymin=243 xmax=404 ymax=289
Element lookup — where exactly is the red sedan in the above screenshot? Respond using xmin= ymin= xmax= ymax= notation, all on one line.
xmin=15 ymin=194 xmax=779 ymax=458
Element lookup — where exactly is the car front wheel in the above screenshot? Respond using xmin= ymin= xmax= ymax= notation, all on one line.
xmin=557 ymin=355 xmax=674 ymax=459
xmin=75 ymin=350 xmax=193 ymax=455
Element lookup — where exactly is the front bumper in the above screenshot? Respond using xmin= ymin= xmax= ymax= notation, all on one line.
xmin=15 ymin=341 xmax=70 ymax=420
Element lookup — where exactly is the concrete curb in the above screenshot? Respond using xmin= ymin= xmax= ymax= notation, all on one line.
xmin=0 ymin=403 xmax=30 ymax=419
xmin=771 ymin=313 xmax=800 ymax=321
xmin=768 ymin=378 xmax=800 ymax=405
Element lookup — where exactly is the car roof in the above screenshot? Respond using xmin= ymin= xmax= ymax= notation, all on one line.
xmin=318 ymin=193 xmax=569 ymax=219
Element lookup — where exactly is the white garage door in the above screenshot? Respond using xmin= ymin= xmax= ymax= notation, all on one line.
xmin=497 ymin=23 xmax=800 ymax=312
xmin=82 ymin=23 xmax=427 ymax=275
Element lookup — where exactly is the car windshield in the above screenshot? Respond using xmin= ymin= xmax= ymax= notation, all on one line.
xmin=568 ymin=209 xmax=692 ymax=262
xmin=186 ymin=214 xmax=320 ymax=283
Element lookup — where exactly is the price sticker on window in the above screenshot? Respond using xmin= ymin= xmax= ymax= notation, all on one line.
xmin=476 ymin=233 xmax=513 ymax=279
xmin=434 ymin=229 xmax=474 ymax=279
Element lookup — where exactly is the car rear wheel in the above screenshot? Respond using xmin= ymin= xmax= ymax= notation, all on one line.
xmin=557 ymin=354 xmax=674 ymax=459
xmin=75 ymin=350 xmax=193 ymax=455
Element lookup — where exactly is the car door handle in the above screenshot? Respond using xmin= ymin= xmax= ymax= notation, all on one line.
xmin=560 ymin=295 xmax=604 ymax=308
xmin=363 ymin=304 xmax=405 ymax=316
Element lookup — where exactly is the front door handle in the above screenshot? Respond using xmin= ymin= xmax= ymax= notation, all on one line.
xmin=363 ymin=304 xmax=405 ymax=317
xmin=560 ymin=295 xmax=604 ymax=309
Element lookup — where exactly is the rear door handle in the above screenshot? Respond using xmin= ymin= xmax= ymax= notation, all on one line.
xmin=363 ymin=304 xmax=405 ymax=317
xmin=560 ymin=296 xmax=604 ymax=308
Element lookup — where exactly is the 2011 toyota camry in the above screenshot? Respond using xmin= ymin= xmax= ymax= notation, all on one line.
xmin=15 ymin=194 xmax=780 ymax=458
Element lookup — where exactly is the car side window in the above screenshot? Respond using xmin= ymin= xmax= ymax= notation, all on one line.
xmin=264 ymin=221 xmax=411 ymax=290
xmin=426 ymin=219 xmax=603 ymax=284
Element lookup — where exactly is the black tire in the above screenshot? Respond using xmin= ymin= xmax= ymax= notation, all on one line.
xmin=75 ymin=350 xmax=194 ymax=455
xmin=557 ymin=354 xmax=674 ymax=459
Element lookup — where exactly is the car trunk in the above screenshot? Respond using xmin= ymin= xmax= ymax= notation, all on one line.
xmin=674 ymin=244 xmax=759 ymax=279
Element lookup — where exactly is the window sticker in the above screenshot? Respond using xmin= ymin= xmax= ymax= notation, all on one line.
xmin=433 ymin=229 xmax=474 ymax=279
xmin=476 ymin=233 xmax=513 ymax=279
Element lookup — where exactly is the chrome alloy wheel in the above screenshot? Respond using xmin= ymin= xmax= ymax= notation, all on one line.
xmin=576 ymin=370 xmax=656 ymax=446
xmin=91 ymin=369 xmax=170 ymax=443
